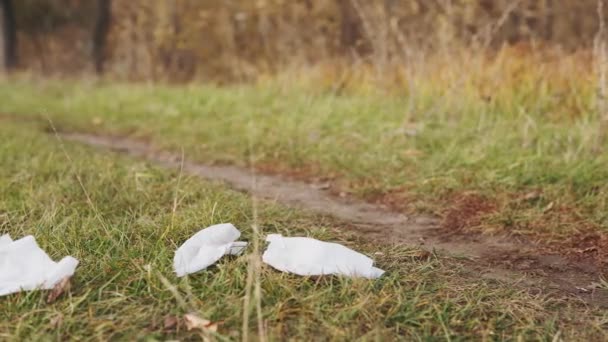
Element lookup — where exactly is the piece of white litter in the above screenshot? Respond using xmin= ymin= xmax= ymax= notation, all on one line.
xmin=262 ymin=234 xmax=385 ymax=279
xmin=173 ymin=223 xmax=247 ymax=277
xmin=0 ymin=235 xmax=79 ymax=297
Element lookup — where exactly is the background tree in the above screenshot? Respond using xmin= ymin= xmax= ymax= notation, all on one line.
xmin=338 ymin=0 xmax=362 ymax=53
xmin=0 ymin=0 xmax=16 ymax=71
xmin=93 ymin=0 xmax=111 ymax=74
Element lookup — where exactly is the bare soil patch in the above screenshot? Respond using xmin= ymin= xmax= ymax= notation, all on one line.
xmin=441 ymin=192 xmax=498 ymax=232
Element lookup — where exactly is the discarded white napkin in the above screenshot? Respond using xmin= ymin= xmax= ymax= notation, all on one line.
xmin=0 ymin=235 xmax=79 ymax=297
xmin=262 ymin=234 xmax=385 ymax=279
xmin=173 ymin=223 xmax=247 ymax=277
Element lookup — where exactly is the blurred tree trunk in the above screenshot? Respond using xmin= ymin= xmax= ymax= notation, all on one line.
xmin=0 ymin=0 xmax=16 ymax=71
xmin=93 ymin=0 xmax=111 ymax=74
xmin=544 ymin=0 xmax=554 ymax=40
xmin=338 ymin=0 xmax=363 ymax=53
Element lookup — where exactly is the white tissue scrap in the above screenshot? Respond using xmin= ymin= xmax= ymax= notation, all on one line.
xmin=173 ymin=223 xmax=248 ymax=277
xmin=0 ymin=235 xmax=79 ymax=297
xmin=262 ymin=234 xmax=385 ymax=279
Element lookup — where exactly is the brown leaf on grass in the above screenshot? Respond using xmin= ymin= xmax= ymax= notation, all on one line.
xmin=184 ymin=313 xmax=218 ymax=333
xmin=46 ymin=277 xmax=71 ymax=303
xmin=402 ymin=148 xmax=423 ymax=157
xmin=49 ymin=314 xmax=64 ymax=328
xmin=410 ymin=250 xmax=432 ymax=261
xmin=542 ymin=201 xmax=555 ymax=213
xmin=312 ymin=182 xmax=331 ymax=190
xmin=522 ymin=190 xmax=542 ymax=201
xmin=163 ymin=315 xmax=179 ymax=331
xmin=578 ymin=246 xmax=598 ymax=254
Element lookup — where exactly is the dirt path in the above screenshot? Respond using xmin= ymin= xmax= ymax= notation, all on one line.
xmin=60 ymin=132 xmax=607 ymax=307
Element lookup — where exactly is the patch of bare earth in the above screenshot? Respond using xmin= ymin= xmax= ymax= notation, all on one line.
xmin=441 ymin=192 xmax=498 ymax=233
xmin=56 ymin=131 xmax=608 ymax=308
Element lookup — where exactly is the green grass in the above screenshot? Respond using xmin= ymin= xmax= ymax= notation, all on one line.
xmin=1 ymin=121 xmax=607 ymax=340
xmin=0 ymin=77 xmax=607 ymax=242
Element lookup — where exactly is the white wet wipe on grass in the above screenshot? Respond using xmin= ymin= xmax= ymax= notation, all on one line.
xmin=0 ymin=235 xmax=79 ymax=296
xmin=174 ymin=224 xmax=384 ymax=279
xmin=262 ymin=234 xmax=385 ymax=279
xmin=173 ymin=223 xmax=248 ymax=277
xmin=1 ymin=222 xmax=384 ymax=296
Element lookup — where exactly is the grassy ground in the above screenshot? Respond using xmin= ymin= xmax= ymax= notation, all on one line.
xmin=1 ymin=121 xmax=607 ymax=340
xmin=0 ymin=67 xmax=606 ymax=249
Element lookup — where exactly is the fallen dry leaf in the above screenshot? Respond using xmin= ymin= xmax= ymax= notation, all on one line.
xmin=312 ymin=182 xmax=331 ymax=190
xmin=576 ymin=286 xmax=591 ymax=293
xmin=522 ymin=191 xmax=541 ymax=201
xmin=47 ymin=277 xmax=71 ymax=303
xmin=184 ymin=313 xmax=218 ymax=333
xmin=402 ymin=149 xmax=423 ymax=157
xmin=163 ymin=315 xmax=179 ymax=331
xmin=410 ymin=250 xmax=432 ymax=261
xmin=542 ymin=201 xmax=555 ymax=213
xmin=49 ymin=314 xmax=64 ymax=328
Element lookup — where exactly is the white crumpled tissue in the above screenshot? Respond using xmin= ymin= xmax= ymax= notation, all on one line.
xmin=262 ymin=234 xmax=385 ymax=279
xmin=173 ymin=223 xmax=248 ymax=277
xmin=0 ymin=234 xmax=79 ymax=297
